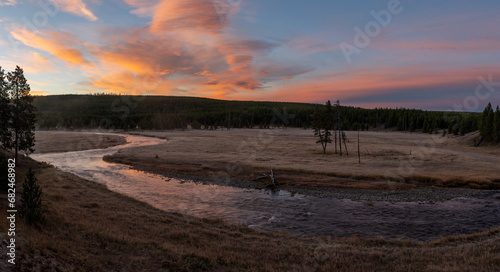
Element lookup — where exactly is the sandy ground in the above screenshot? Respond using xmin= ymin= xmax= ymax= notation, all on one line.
xmin=34 ymin=131 xmax=126 ymax=153
xmin=110 ymin=129 xmax=500 ymax=190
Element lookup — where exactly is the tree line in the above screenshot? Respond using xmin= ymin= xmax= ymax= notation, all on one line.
xmin=34 ymin=95 xmax=485 ymax=134
xmin=34 ymin=95 xmax=314 ymax=130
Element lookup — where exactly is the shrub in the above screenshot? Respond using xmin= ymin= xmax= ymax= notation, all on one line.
xmin=20 ymin=169 xmax=46 ymax=225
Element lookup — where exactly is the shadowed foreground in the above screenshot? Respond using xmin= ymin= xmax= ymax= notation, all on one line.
xmin=0 ymin=154 xmax=499 ymax=271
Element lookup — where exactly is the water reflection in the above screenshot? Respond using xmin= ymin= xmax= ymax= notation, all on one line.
xmin=31 ymin=133 xmax=500 ymax=241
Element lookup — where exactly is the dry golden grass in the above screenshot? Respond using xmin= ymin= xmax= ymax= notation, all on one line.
xmin=111 ymin=129 xmax=500 ymax=189
xmin=34 ymin=131 xmax=126 ymax=153
xmin=1 ymin=153 xmax=499 ymax=271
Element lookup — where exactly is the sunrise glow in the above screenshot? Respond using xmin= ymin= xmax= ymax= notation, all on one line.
xmin=1 ymin=0 xmax=499 ymax=109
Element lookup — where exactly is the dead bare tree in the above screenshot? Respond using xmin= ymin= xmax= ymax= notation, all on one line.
xmin=269 ymin=169 xmax=278 ymax=186
xmin=335 ymin=100 xmax=343 ymax=156
xmin=358 ymin=130 xmax=361 ymax=164
xmin=334 ymin=128 xmax=337 ymax=154
xmin=342 ymin=132 xmax=349 ymax=156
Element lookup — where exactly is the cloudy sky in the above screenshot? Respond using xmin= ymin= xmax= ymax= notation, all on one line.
xmin=1 ymin=0 xmax=499 ymax=110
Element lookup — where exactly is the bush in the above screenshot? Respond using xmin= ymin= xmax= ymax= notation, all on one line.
xmin=20 ymin=169 xmax=46 ymax=225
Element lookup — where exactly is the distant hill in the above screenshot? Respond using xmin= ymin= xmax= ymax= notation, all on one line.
xmin=33 ymin=95 xmax=316 ymax=130
xmin=33 ymin=95 xmax=479 ymax=134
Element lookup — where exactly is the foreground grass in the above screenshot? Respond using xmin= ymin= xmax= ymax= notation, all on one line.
xmin=0 ymin=154 xmax=499 ymax=271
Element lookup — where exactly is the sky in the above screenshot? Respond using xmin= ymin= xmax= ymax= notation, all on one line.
xmin=1 ymin=0 xmax=499 ymax=110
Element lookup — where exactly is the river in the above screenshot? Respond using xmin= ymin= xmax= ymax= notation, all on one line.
xmin=30 ymin=134 xmax=500 ymax=241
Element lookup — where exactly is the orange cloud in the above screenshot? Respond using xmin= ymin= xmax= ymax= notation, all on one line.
xmin=10 ymin=25 xmax=90 ymax=66
xmin=29 ymin=88 xmax=51 ymax=96
xmin=229 ymin=64 xmax=250 ymax=73
xmin=86 ymin=71 xmax=178 ymax=95
xmin=0 ymin=51 xmax=57 ymax=74
xmin=84 ymin=22 xmax=278 ymax=96
xmin=5 ymin=1 xmax=282 ymax=98
xmin=195 ymin=70 xmax=214 ymax=76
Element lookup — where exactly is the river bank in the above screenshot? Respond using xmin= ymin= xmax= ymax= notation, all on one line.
xmin=110 ymin=129 xmax=500 ymax=190
xmin=34 ymin=131 xmax=127 ymax=153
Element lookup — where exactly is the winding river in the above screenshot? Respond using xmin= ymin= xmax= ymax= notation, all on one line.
xmin=31 ymin=134 xmax=500 ymax=241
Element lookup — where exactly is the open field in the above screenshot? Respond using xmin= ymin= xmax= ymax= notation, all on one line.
xmin=109 ymin=129 xmax=500 ymax=190
xmin=0 ymin=132 xmax=499 ymax=271
xmin=34 ymin=131 xmax=126 ymax=153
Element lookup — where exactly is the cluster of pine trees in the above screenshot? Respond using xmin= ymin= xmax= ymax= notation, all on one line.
xmin=479 ymin=103 xmax=500 ymax=143
xmin=1 ymin=66 xmax=44 ymax=227
xmin=0 ymin=66 xmax=37 ymax=162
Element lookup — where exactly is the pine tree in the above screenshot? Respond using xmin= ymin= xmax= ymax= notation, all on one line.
xmin=494 ymin=106 xmax=500 ymax=142
xmin=447 ymin=119 xmax=455 ymax=135
xmin=479 ymin=103 xmax=495 ymax=142
xmin=397 ymin=117 xmax=404 ymax=131
xmin=0 ymin=66 xmax=11 ymax=147
xmin=430 ymin=118 xmax=438 ymax=134
xmin=3 ymin=66 xmax=36 ymax=164
xmin=20 ymin=169 xmax=46 ymax=225
xmin=422 ymin=118 xmax=429 ymax=133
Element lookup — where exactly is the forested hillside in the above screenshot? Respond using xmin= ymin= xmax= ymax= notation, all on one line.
xmin=33 ymin=95 xmax=480 ymax=134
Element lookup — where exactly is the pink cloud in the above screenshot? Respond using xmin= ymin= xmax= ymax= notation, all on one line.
xmin=374 ymin=38 xmax=500 ymax=53
xmin=225 ymin=55 xmax=253 ymax=64
xmin=56 ymin=0 xmax=98 ymax=21
xmin=248 ymin=65 xmax=500 ymax=103
xmin=149 ymin=0 xmax=228 ymax=34
xmin=0 ymin=0 xmax=16 ymax=6
xmin=122 ymin=0 xmax=159 ymax=17
xmin=287 ymin=37 xmax=338 ymax=55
